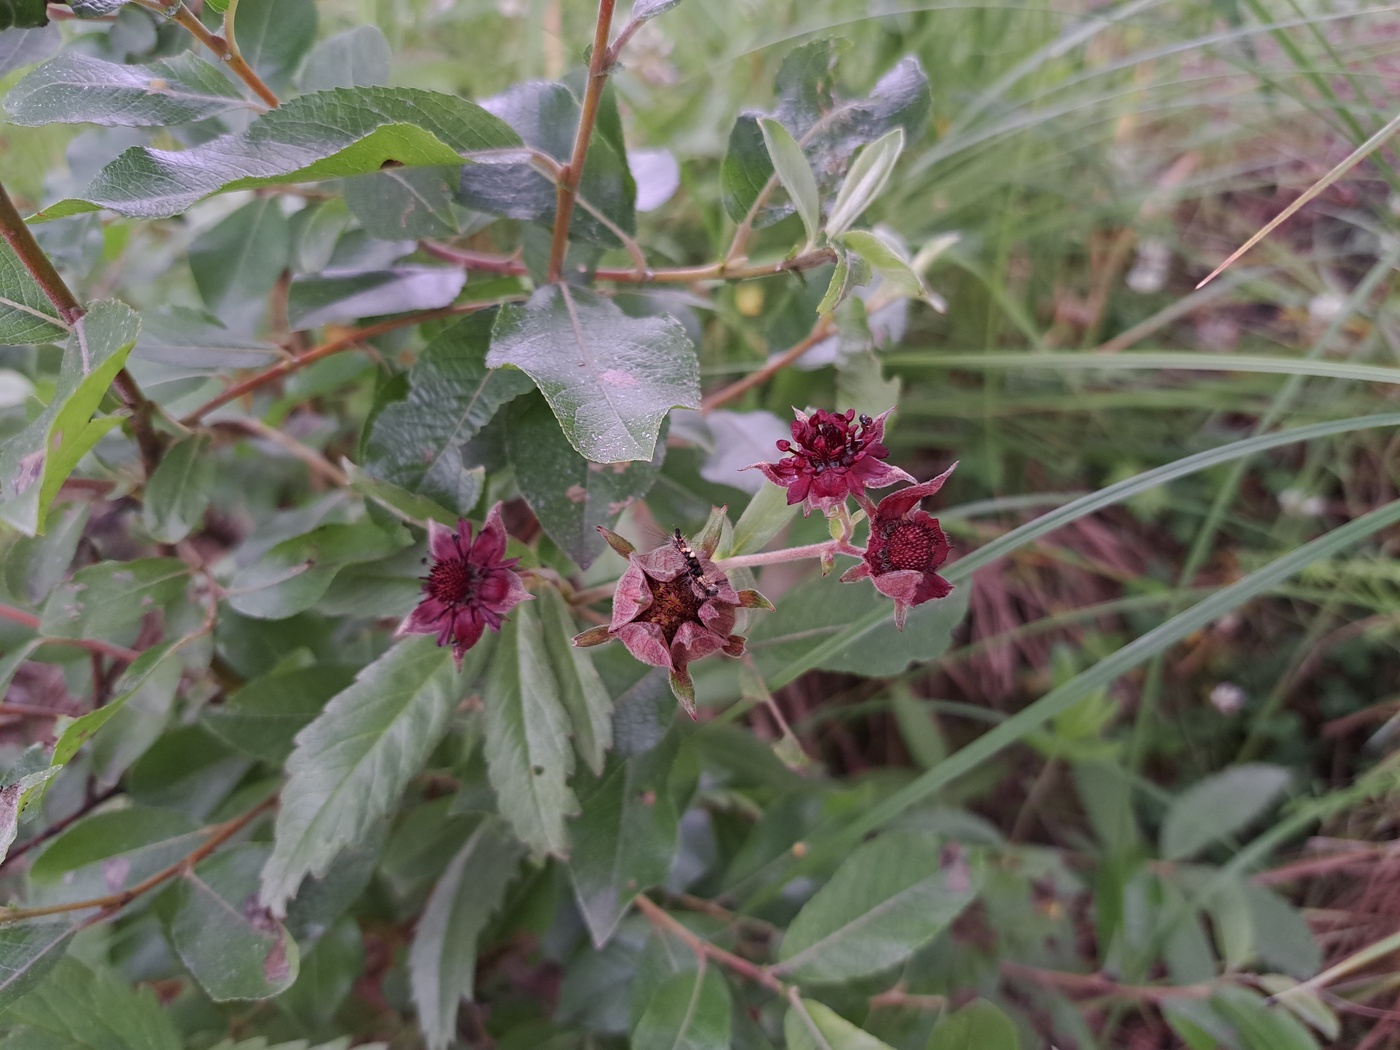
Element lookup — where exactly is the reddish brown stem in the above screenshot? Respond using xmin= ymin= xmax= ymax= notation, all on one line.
xmin=633 ymin=893 xmax=790 ymax=996
xmin=0 ymin=603 xmax=142 ymax=665
xmin=700 ymin=315 xmax=835 ymax=413
xmin=180 ymin=302 xmax=501 ymax=425
xmin=547 ymin=0 xmax=618 ymax=282
xmin=0 ymin=794 xmax=277 ymax=924
xmin=132 ymin=0 xmax=279 ymax=109
xmin=1000 ymin=960 xmax=1212 ymax=1003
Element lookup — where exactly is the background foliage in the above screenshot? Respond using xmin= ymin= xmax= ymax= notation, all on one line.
xmin=0 ymin=1 xmax=1398 ymax=1048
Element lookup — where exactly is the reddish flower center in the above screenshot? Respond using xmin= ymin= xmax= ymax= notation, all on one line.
xmin=777 ymin=410 xmax=885 ymax=476
xmin=426 ymin=557 xmax=482 ymax=606
xmin=636 ymin=574 xmax=705 ymax=644
xmin=874 ymin=520 xmax=940 ymax=572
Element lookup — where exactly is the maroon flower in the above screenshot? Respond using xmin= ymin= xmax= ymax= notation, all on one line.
xmin=745 ymin=408 xmax=914 ymax=515
xmin=573 ymin=516 xmax=771 ymax=717
xmin=841 ymin=463 xmax=957 ymax=630
xmin=397 ymin=503 xmax=532 ymax=669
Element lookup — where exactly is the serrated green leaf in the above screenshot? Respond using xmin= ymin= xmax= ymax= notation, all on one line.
xmin=169 ymin=844 xmax=300 ymax=1001
xmin=632 ymin=967 xmax=732 ymax=1050
xmin=1160 ymin=764 xmax=1292 ymax=861
xmin=0 ymin=920 xmax=77 ymax=1012
xmin=483 ymin=602 xmax=578 ymax=859
xmin=4 ymin=956 xmax=181 ymax=1049
xmin=300 ymin=24 xmax=390 ymax=92
xmin=202 ymin=663 xmax=358 ymax=765
xmin=927 ymin=1000 xmax=1020 ymax=1050
xmin=226 ymin=520 xmax=409 ymax=619
xmin=568 ymin=732 xmax=679 ymax=946
xmin=226 ymin=0 xmax=316 ymax=95
xmin=505 ymin=392 xmax=663 ymax=570
xmin=259 ymin=635 xmax=471 ymax=915
xmin=5 ymin=51 xmax=249 ymax=127
xmin=775 ymin=831 xmax=981 ymax=982
xmin=34 ymin=86 xmax=520 ymax=221
xmin=488 ymin=284 xmax=698 ymax=463
xmin=0 ymin=300 xmax=136 ymax=535
xmin=784 ymin=998 xmax=896 ymax=1050
xmin=1211 ymin=986 xmax=1321 ymax=1050
xmin=825 ymin=128 xmax=904 ymax=237
xmin=286 ymin=265 xmax=466 ymax=330
xmin=409 ymin=819 xmax=524 ymax=1050
xmin=362 ymin=311 xmax=532 ymax=517
xmin=39 ymin=556 xmax=187 ymax=639
xmin=759 ymin=117 xmax=820 ymax=246
xmin=142 ymin=433 xmax=214 ymax=543
xmin=537 ymin=586 xmax=613 ymax=773
xmin=189 ymin=197 xmax=290 ymax=329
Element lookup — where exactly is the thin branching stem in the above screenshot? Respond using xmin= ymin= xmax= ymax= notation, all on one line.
xmin=632 ymin=893 xmax=790 ymax=996
xmin=700 ymin=314 xmax=835 ymax=413
xmin=0 ymin=795 xmax=277 ymax=924
xmin=0 ymin=604 xmax=142 ymax=665
xmin=547 ymin=0 xmax=618 ymax=282
xmin=180 ymin=300 xmax=515 ymax=425
xmin=132 ymin=0 xmax=278 ymax=109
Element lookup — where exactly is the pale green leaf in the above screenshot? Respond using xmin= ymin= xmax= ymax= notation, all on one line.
xmin=632 ymin=967 xmax=731 ymax=1050
xmin=169 ymin=845 xmax=300 ymax=1001
xmin=836 ymin=228 xmax=924 ymax=297
xmin=824 ymin=128 xmax=904 ymax=237
xmin=1160 ymin=764 xmax=1292 ymax=861
xmin=1211 ymin=986 xmax=1321 ymax=1050
xmin=4 ymin=956 xmax=181 ymax=1050
xmin=927 ymin=1000 xmax=1020 ymax=1050
xmin=775 ymin=831 xmax=980 ymax=982
xmin=259 ymin=635 xmax=470 ymax=915
xmin=300 ymin=25 xmax=391 ymax=92
xmin=0 ymin=300 xmax=138 ymax=536
xmin=759 ymin=117 xmax=820 ymax=246
xmin=0 ymin=240 xmax=67 ymax=345
xmin=189 ymin=197 xmax=291 ymax=329
xmin=0 ymin=920 xmax=77 ymax=1012
xmin=784 ymin=998 xmax=897 ymax=1050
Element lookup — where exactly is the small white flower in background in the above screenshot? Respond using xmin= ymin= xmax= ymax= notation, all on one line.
xmin=1279 ymin=488 xmax=1327 ymax=517
xmin=1126 ymin=238 xmax=1171 ymax=294
xmin=494 ymin=0 xmax=527 ymax=17
xmin=1308 ymin=292 xmax=1345 ymax=326
xmin=1210 ymin=682 xmax=1246 ymax=715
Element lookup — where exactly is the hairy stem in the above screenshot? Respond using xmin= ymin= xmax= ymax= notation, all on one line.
xmin=715 ymin=540 xmax=844 ymax=571
xmin=546 ymin=0 xmax=618 ymax=282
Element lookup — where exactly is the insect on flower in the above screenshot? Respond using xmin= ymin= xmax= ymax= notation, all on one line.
xmin=673 ymin=528 xmax=719 ymax=599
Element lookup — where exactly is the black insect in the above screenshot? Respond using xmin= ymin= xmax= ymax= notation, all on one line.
xmin=859 ymin=413 xmax=873 ymax=427
xmin=672 ymin=528 xmax=719 ymax=599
